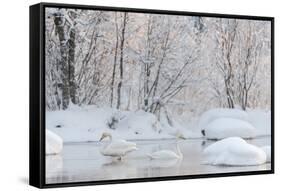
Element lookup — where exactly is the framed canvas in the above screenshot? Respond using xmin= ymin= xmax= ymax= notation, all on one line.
xmin=29 ymin=2 xmax=274 ymax=188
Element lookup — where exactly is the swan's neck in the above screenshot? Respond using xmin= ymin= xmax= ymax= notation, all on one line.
xmin=107 ymin=134 xmax=112 ymax=141
xmin=176 ymin=144 xmax=183 ymax=158
xmin=103 ymin=134 xmax=112 ymax=142
xmin=100 ymin=148 xmax=106 ymax=155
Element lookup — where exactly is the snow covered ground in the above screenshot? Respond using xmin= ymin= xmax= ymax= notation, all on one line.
xmin=199 ymin=108 xmax=271 ymax=140
xmin=46 ymin=105 xmax=201 ymax=142
xmin=46 ymin=106 xmax=271 ymax=143
xmin=202 ymin=118 xmax=257 ymax=139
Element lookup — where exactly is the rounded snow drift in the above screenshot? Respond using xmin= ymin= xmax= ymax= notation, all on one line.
xmin=202 ymin=137 xmax=266 ymax=166
xmin=203 ymin=117 xmax=256 ymax=140
xmin=261 ymin=146 xmax=271 ymax=163
xmin=46 ymin=129 xmax=63 ymax=155
xmin=198 ymin=108 xmax=249 ymax=129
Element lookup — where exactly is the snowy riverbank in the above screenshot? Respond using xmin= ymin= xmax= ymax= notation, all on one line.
xmin=46 ymin=105 xmax=271 ymax=143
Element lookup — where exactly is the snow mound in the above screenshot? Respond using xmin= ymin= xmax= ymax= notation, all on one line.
xmin=261 ymin=146 xmax=271 ymax=162
xmin=160 ymin=112 xmax=202 ymax=139
xmin=198 ymin=108 xmax=249 ymax=129
xmin=203 ymin=117 xmax=257 ymax=140
xmin=46 ymin=106 xmax=122 ymax=142
xmin=117 ymin=110 xmax=162 ymax=133
xmin=46 ymin=129 xmax=63 ymax=155
xmin=46 ymin=106 xmax=176 ymax=142
xmin=115 ymin=110 xmax=171 ymax=140
xmin=203 ymin=137 xmax=266 ymax=166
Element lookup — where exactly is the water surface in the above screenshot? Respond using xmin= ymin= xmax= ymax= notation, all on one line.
xmin=46 ymin=136 xmax=271 ymax=184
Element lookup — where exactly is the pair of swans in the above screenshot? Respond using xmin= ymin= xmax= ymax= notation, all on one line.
xmin=99 ymin=132 xmax=183 ymax=160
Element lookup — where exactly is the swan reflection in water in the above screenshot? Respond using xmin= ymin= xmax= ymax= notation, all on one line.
xmin=45 ymin=137 xmax=271 ymax=184
xmin=101 ymin=156 xmax=182 ymax=179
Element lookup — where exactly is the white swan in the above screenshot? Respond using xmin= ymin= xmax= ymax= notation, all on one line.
xmin=99 ymin=132 xmax=137 ymax=160
xmin=147 ymin=143 xmax=183 ymax=160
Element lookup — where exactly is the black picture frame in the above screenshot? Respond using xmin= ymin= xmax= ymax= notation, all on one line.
xmin=30 ymin=2 xmax=274 ymax=189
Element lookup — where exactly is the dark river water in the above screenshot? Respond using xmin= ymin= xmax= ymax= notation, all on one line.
xmin=46 ymin=136 xmax=271 ymax=184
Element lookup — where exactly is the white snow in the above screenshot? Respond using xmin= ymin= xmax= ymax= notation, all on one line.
xmin=115 ymin=110 xmax=167 ymax=139
xmin=46 ymin=105 xmax=178 ymax=142
xmin=46 ymin=106 xmax=270 ymax=143
xmin=46 ymin=129 xmax=63 ymax=155
xmin=261 ymin=146 xmax=271 ymax=162
xmin=203 ymin=137 xmax=266 ymax=166
xmin=160 ymin=111 xmax=202 ymax=139
xmin=199 ymin=108 xmax=271 ymax=139
xmin=203 ymin=118 xmax=257 ymax=140
xmin=198 ymin=108 xmax=249 ymax=129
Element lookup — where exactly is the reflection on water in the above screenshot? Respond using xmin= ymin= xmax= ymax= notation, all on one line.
xmin=46 ymin=136 xmax=271 ymax=184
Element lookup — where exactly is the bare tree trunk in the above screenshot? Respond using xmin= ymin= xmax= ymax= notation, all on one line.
xmin=225 ymin=78 xmax=235 ymax=108
xmin=53 ymin=11 xmax=69 ymax=110
xmin=143 ymin=17 xmax=153 ymax=111
xmin=237 ymin=22 xmax=260 ymax=110
xmin=214 ymin=19 xmax=237 ymax=109
xmin=68 ymin=11 xmax=77 ymax=104
xmin=148 ymin=30 xmax=169 ymax=113
xmin=126 ymin=87 xmax=132 ymax=110
xmin=143 ymin=61 xmax=149 ymax=111
xmin=110 ymin=13 xmax=119 ymax=107
xmin=116 ymin=13 xmax=128 ymax=109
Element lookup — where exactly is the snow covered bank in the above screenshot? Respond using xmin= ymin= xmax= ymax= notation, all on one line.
xmin=198 ymin=108 xmax=249 ymax=129
xmin=46 ymin=106 xmax=270 ymax=143
xmin=46 ymin=105 xmax=188 ymax=142
xmin=46 ymin=129 xmax=63 ymax=155
xmin=203 ymin=118 xmax=256 ymax=140
xmin=199 ymin=108 xmax=271 ymax=139
xmin=202 ymin=137 xmax=266 ymax=166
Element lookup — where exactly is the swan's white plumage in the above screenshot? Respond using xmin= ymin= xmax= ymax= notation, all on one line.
xmin=203 ymin=137 xmax=266 ymax=166
xmin=148 ymin=144 xmax=182 ymax=160
xmin=148 ymin=150 xmax=180 ymax=160
xmin=46 ymin=129 xmax=63 ymax=155
xmin=99 ymin=133 xmax=137 ymax=159
xmin=101 ymin=139 xmax=137 ymax=157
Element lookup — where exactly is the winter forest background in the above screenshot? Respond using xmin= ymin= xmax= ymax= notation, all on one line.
xmin=44 ymin=8 xmax=272 ymax=183
xmin=45 ymin=8 xmax=271 ymax=129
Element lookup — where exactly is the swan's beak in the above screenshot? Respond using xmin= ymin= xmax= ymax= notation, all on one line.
xmin=178 ymin=135 xmax=186 ymax=140
xmin=99 ymin=135 xmax=105 ymax=142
